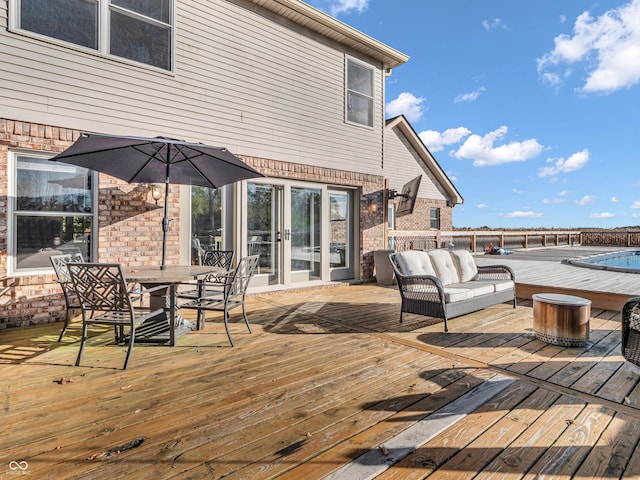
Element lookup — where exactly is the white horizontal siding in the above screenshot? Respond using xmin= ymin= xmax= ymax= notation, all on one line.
xmin=0 ymin=0 xmax=384 ymax=176
xmin=384 ymin=126 xmax=447 ymax=201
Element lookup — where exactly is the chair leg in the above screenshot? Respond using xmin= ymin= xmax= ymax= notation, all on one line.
xmin=57 ymin=308 xmax=70 ymax=342
xmin=242 ymin=303 xmax=252 ymax=333
xmin=75 ymin=321 xmax=88 ymax=366
xmin=223 ymin=307 xmax=234 ymax=347
xmin=122 ymin=325 xmax=135 ymax=370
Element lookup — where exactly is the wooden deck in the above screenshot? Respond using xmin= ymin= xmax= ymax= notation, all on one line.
xmin=3 ymin=275 xmax=640 ymax=478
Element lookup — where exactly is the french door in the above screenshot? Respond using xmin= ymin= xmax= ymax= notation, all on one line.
xmin=245 ymin=181 xmax=354 ymax=288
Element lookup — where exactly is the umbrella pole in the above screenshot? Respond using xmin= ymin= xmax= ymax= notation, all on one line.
xmin=161 ymin=173 xmax=170 ymax=270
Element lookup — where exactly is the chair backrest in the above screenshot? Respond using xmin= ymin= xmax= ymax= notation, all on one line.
xmin=202 ymin=250 xmax=235 ymax=283
xmin=227 ymin=255 xmax=259 ymax=298
xmin=50 ymin=251 xmax=85 ymax=284
xmin=203 ymin=250 xmax=234 ymax=269
xmin=68 ymin=263 xmax=134 ymax=314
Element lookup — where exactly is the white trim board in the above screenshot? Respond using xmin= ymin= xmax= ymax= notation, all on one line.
xmin=323 ymin=373 xmax=515 ymax=480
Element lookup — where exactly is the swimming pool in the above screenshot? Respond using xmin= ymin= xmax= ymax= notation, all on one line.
xmin=565 ymin=250 xmax=640 ymax=273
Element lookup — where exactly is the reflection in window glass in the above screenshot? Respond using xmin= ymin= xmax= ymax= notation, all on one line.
xmin=346 ymin=58 xmax=374 ymax=127
xmin=112 ymin=0 xmax=171 ymax=23
xmin=16 ymin=0 xmax=173 ymax=71
xmin=20 ymin=0 xmax=98 ymax=49
xmin=191 ymin=186 xmax=221 ymax=263
xmin=14 ymin=156 xmax=94 ymax=270
xmin=291 ymin=187 xmax=321 ymax=279
xmin=110 ymin=9 xmax=171 ymax=70
xmin=330 ymin=192 xmax=349 ymax=268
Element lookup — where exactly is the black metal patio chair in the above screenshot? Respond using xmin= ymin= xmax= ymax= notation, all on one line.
xmin=68 ymin=262 xmax=167 ymax=370
xmin=180 ymin=255 xmax=259 ymax=346
xmin=50 ymin=251 xmax=85 ymax=341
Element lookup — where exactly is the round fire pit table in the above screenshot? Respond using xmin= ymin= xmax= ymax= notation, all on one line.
xmin=532 ymin=293 xmax=591 ymax=347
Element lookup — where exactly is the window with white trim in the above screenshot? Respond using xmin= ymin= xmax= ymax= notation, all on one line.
xmin=387 ymin=204 xmax=395 ymax=230
xmin=12 ymin=0 xmax=173 ymax=71
xmin=430 ymin=207 xmax=440 ymax=230
xmin=9 ymin=153 xmax=96 ymax=274
xmin=346 ymin=57 xmax=374 ymax=127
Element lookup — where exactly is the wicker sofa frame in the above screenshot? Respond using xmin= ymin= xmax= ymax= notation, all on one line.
xmin=622 ymin=297 xmax=640 ymax=366
xmin=389 ymin=251 xmax=516 ymax=332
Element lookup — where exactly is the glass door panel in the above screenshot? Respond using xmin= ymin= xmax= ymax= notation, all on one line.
xmin=247 ymin=182 xmax=283 ymax=286
xmin=329 ymin=190 xmax=353 ymax=281
xmin=290 ymin=187 xmax=321 ymax=283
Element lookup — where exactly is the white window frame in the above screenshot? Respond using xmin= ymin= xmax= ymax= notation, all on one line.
xmin=8 ymin=0 xmax=175 ymax=73
xmin=430 ymin=207 xmax=441 ymax=230
xmin=345 ymin=56 xmax=375 ymax=128
xmin=8 ymin=151 xmax=98 ymax=277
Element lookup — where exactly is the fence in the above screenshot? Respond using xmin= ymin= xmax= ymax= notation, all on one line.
xmin=388 ymin=230 xmax=582 ymax=252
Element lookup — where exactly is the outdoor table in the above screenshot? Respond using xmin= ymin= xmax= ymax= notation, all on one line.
xmin=532 ymin=293 xmax=591 ymax=347
xmin=125 ymin=265 xmax=224 ymax=346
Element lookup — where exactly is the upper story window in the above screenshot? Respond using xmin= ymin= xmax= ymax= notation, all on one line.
xmin=9 ymin=153 xmax=96 ymax=275
xmin=346 ymin=57 xmax=374 ymax=127
xmin=430 ymin=207 xmax=441 ymax=230
xmin=12 ymin=0 xmax=173 ymax=71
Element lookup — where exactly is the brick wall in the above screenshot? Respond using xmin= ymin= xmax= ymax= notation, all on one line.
xmin=0 ymin=119 xmax=386 ymax=328
xmin=393 ymin=198 xmax=453 ymax=231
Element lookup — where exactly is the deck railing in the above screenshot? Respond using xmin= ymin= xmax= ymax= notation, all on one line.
xmin=388 ymin=230 xmax=583 ymax=252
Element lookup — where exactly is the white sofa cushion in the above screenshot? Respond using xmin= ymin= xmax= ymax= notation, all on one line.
xmin=443 ymin=287 xmax=474 ymax=302
xmin=427 ymin=249 xmax=460 ymax=285
xmin=395 ymin=250 xmax=436 ymax=277
xmin=451 ymin=250 xmax=478 ymax=282
xmin=492 ymin=280 xmax=515 ymax=292
xmin=448 ymin=281 xmax=495 ymax=297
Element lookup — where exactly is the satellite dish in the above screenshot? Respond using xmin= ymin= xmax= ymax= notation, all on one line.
xmin=395 ymin=175 xmax=422 ymax=218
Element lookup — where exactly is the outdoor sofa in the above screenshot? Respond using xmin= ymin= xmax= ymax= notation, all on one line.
xmin=388 ymin=249 xmax=516 ymax=332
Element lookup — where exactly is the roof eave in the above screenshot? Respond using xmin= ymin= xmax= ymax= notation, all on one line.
xmin=245 ymin=0 xmax=409 ymax=69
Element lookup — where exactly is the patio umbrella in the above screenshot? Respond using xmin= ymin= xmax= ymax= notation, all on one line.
xmin=51 ymin=132 xmax=264 ymax=269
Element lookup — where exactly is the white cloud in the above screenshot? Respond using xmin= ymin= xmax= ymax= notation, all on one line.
xmin=611 ymin=196 xmax=619 ymax=203
xmin=538 ymin=149 xmax=590 ymax=177
xmin=386 ymin=92 xmax=425 ymax=123
xmin=543 ymin=198 xmax=567 ymax=204
xmin=477 ymin=203 xmax=488 ymax=209
xmin=575 ymin=195 xmax=596 ymax=205
xmin=452 ymin=126 xmax=544 ymax=166
xmin=482 ymin=18 xmax=509 ymax=31
xmin=513 ymin=189 xmax=523 ymax=194
xmin=419 ymin=127 xmax=471 ymax=152
xmin=501 ymin=211 xmax=543 ymax=218
xmin=589 ymin=212 xmax=616 ymax=218
xmin=559 ymin=190 xmax=570 ymax=196
xmin=537 ymin=0 xmax=640 ymax=93
xmin=632 ymin=200 xmax=640 ymax=209
xmin=326 ymin=0 xmax=369 ymax=16
xmin=454 ymin=87 xmax=486 ymax=103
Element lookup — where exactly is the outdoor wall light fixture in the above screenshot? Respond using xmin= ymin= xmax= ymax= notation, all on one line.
xmin=366 ymin=198 xmax=378 ymax=213
xmin=150 ymin=184 xmax=163 ymax=204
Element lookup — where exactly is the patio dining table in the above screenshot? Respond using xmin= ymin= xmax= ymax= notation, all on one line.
xmin=125 ymin=264 xmax=224 ymax=346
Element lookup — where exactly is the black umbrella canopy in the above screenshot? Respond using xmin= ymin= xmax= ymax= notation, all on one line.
xmin=50 ymin=132 xmax=263 ymax=188
xmin=51 ymin=132 xmax=264 ymax=268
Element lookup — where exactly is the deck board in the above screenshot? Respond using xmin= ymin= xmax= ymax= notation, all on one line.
xmin=5 ymin=253 xmax=640 ymax=479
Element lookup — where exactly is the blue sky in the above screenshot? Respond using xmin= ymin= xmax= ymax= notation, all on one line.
xmin=306 ymin=0 xmax=640 ymax=229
